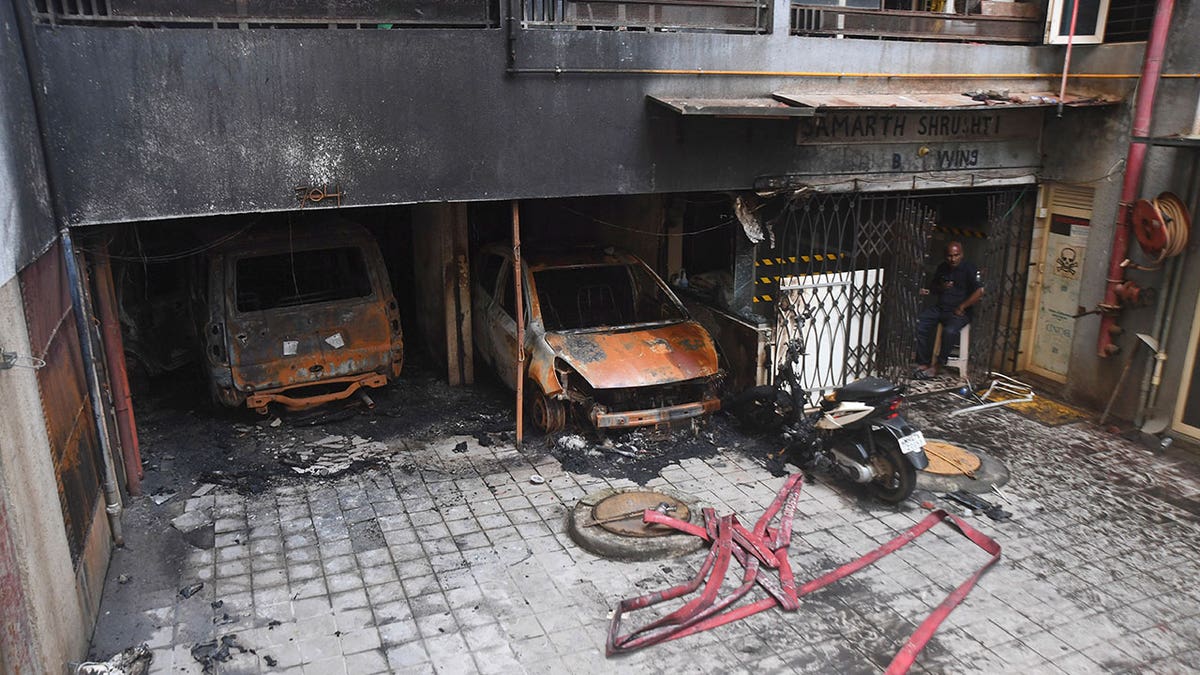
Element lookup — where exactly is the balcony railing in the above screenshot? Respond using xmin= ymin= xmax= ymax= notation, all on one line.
xmin=521 ymin=0 xmax=772 ymax=34
xmin=790 ymin=0 xmax=1043 ymax=44
xmin=33 ymin=0 xmax=497 ymax=28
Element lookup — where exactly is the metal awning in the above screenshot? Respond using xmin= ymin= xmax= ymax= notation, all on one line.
xmin=649 ymin=91 xmax=1120 ymax=119
xmin=771 ymin=91 xmax=1122 ymax=110
xmin=647 ymin=96 xmax=817 ymax=118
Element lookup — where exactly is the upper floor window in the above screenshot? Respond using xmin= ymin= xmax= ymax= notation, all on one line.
xmin=1045 ymin=0 xmax=1110 ymax=43
xmin=520 ymin=0 xmax=772 ymax=34
xmin=791 ymin=0 xmax=1151 ymax=45
xmin=32 ymin=0 xmax=497 ymax=28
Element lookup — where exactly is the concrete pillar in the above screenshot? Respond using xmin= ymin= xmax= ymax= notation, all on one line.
xmin=411 ymin=204 xmax=473 ymax=386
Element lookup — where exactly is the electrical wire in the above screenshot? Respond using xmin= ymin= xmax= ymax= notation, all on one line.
xmin=78 ymin=218 xmax=261 ymax=263
xmin=1042 ymin=158 xmax=1127 ymax=186
xmin=558 ymin=205 xmax=737 ymax=237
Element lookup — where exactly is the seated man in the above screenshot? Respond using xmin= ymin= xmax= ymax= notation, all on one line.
xmin=914 ymin=241 xmax=983 ymax=379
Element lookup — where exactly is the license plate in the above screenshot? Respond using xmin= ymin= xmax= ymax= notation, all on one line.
xmin=898 ymin=431 xmax=926 ymax=455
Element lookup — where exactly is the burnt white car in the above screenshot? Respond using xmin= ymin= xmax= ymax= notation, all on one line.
xmin=473 ymin=245 xmax=722 ymax=432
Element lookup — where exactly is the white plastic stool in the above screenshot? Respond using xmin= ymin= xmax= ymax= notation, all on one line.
xmin=933 ymin=322 xmax=971 ymax=383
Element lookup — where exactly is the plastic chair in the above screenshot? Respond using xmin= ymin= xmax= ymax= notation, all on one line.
xmin=933 ymin=322 xmax=970 ymax=384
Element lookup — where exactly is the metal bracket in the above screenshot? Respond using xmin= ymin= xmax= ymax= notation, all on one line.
xmin=1 ymin=350 xmax=46 ymax=370
xmin=950 ymin=372 xmax=1034 ymax=416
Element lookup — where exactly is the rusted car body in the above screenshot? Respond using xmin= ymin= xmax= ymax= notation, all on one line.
xmin=196 ymin=222 xmax=403 ymax=413
xmin=473 ymin=244 xmax=722 ymax=431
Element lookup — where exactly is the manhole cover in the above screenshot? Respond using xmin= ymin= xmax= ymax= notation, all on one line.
xmin=567 ymin=487 xmax=705 ymax=561
xmin=590 ymin=491 xmax=691 ymax=538
xmin=923 ymin=440 xmax=983 ymax=476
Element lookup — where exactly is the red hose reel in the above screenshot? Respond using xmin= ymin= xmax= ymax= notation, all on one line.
xmin=1133 ymin=192 xmax=1190 ymax=261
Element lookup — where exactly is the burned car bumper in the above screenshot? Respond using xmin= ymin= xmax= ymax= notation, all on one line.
xmin=244 ymin=373 xmax=388 ymax=413
xmin=589 ymin=396 xmax=722 ymax=429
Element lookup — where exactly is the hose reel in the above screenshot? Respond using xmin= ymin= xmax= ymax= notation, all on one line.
xmin=1133 ymin=192 xmax=1191 ymax=262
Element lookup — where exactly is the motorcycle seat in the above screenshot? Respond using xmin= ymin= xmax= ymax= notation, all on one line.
xmin=835 ymin=376 xmax=901 ymax=400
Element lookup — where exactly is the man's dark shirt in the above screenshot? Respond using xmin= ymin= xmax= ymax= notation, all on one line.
xmin=927 ymin=261 xmax=982 ymax=315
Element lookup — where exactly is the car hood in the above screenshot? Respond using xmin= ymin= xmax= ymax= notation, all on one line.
xmin=543 ymin=321 xmax=719 ymax=390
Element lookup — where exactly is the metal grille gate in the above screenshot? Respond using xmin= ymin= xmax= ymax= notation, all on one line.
xmin=969 ymin=187 xmax=1037 ymax=382
xmin=761 ymin=187 xmax=1032 ymax=401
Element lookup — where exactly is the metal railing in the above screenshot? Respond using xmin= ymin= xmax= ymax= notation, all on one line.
xmin=790 ymin=1 xmax=1043 ymax=44
xmin=32 ymin=0 xmax=497 ymax=28
xmin=522 ymin=0 xmax=771 ymax=33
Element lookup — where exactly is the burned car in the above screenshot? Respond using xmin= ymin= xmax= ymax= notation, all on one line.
xmin=473 ymin=244 xmax=722 ymax=432
xmin=196 ymin=221 xmax=403 ymax=413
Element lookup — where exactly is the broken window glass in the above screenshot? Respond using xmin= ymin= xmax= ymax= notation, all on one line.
xmin=535 ymin=264 xmax=685 ymax=331
xmin=235 ymin=247 xmax=372 ymax=312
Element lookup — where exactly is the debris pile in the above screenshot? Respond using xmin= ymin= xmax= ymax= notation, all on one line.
xmin=277 ymin=434 xmax=391 ymax=476
xmin=75 ymin=644 xmax=153 ymax=675
xmin=190 ymin=635 xmax=254 ymax=673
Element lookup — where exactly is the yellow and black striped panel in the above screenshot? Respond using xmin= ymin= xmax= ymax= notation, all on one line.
xmin=935 ymin=226 xmax=987 ymax=239
xmin=753 ymin=252 xmax=847 ymax=303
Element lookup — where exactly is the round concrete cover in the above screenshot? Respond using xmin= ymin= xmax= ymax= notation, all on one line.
xmin=592 ymin=491 xmax=691 ymax=537
xmin=568 ymin=487 xmax=705 ymax=561
xmin=915 ymin=438 xmax=1009 ymax=494
xmin=923 ymin=440 xmax=983 ymax=475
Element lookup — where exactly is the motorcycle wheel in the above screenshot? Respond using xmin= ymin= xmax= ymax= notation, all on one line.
xmin=724 ymin=385 xmax=787 ymax=433
xmin=868 ymin=433 xmax=917 ymax=504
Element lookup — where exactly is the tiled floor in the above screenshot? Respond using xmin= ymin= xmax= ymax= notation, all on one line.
xmin=90 ymin=390 xmax=1200 ymax=674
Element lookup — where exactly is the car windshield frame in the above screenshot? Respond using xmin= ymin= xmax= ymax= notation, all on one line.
xmin=230 ymin=244 xmax=376 ymax=315
xmin=530 ymin=260 xmax=688 ymax=333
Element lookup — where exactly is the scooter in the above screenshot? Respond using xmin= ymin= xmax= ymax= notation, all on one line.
xmin=726 ymin=311 xmax=929 ymax=503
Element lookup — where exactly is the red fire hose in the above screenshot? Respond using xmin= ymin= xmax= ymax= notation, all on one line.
xmin=607 ymin=474 xmax=1001 ymax=673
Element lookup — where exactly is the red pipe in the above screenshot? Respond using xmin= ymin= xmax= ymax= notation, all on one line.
xmin=1056 ymin=0 xmax=1082 ymax=117
xmin=93 ymin=244 xmax=143 ymax=495
xmin=1097 ymin=0 xmax=1176 ymax=357
xmin=512 ymin=200 xmax=524 ymax=449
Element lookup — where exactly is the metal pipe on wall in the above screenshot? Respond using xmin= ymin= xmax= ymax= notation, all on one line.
xmin=512 ymin=200 xmax=525 ymax=449
xmin=1132 ymin=80 xmax=1200 ymax=428
xmin=1096 ymin=0 xmax=1177 ymax=358
xmin=1056 ymin=0 xmax=1082 ymax=118
xmin=61 ymin=229 xmax=125 ymax=547
xmin=92 ymin=243 xmax=143 ymax=496
xmin=1133 ymin=255 xmax=1176 ymax=427
xmin=1139 ymin=151 xmax=1200 ymax=429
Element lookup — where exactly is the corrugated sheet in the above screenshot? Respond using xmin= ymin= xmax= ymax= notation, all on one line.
xmin=772 ymin=91 xmax=1122 ymax=110
xmin=648 ymin=96 xmax=817 ymax=118
xmin=19 ymin=242 xmax=101 ymax=564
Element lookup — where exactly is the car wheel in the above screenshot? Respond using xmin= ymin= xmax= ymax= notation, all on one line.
xmin=528 ymin=386 xmax=567 ymax=434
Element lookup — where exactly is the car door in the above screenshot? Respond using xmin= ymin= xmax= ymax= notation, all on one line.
xmin=472 ymin=252 xmax=501 ymax=373
xmin=487 ymin=263 xmax=522 ymax=390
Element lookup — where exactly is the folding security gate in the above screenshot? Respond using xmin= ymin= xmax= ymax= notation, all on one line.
xmin=758 ymin=187 xmax=1034 ymax=400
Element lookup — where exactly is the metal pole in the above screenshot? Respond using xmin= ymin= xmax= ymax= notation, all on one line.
xmin=62 ymin=229 xmax=125 ymax=546
xmin=12 ymin=0 xmax=125 ymax=543
xmin=512 ymin=200 xmax=525 ymax=448
xmin=1056 ymin=0 xmax=1082 ymax=118
xmin=93 ymin=241 xmax=143 ymax=495
xmin=1097 ymin=0 xmax=1177 ymax=357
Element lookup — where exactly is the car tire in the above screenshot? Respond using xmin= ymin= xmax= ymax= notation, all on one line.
xmin=528 ymin=385 xmax=567 ymax=434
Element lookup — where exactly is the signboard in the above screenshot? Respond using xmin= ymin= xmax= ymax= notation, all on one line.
xmin=789 ymin=108 xmax=1043 ymax=181
xmin=796 ymin=109 xmax=1041 ymax=145
xmin=1032 ymin=214 xmax=1089 ymax=376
